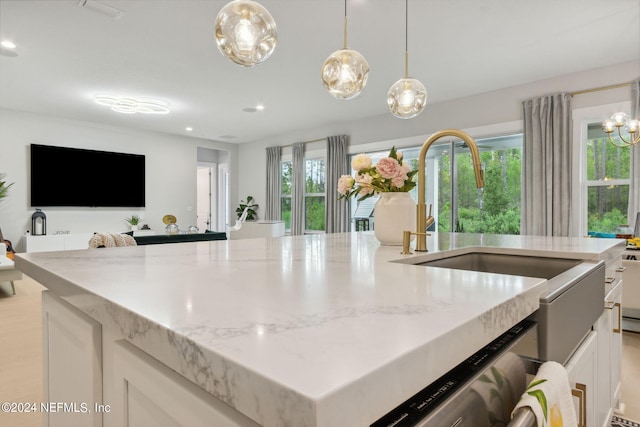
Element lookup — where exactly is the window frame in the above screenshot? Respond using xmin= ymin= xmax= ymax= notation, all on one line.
xmin=280 ymin=160 xmax=293 ymax=232
xmin=346 ymin=130 xmax=523 ymax=234
xmin=572 ymin=101 xmax=632 ymax=237
xmin=279 ymin=149 xmax=327 ymax=234
xmin=303 ymin=156 xmax=326 ymax=233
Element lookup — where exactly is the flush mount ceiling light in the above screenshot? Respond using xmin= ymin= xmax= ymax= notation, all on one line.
xmin=321 ymin=0 xmax=369 ymax=100
xmin=94 ymin=96 xmax=170 ymax=114
xmin=602 ymin=112 xmax=640 ymax=147
xmin=214 ymin=0 xmax=278 ymax=67
xmin=387 ymin=0 xmax=427 ymax=119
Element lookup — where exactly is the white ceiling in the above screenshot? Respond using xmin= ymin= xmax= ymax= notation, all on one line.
xmin=1 ymin=0 xmax=639 ymax=144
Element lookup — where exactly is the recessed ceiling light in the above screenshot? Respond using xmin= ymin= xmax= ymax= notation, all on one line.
xmin=242 ymin=104 xmax=265 ymax=113
xmin=185 ymin=127 xmax=193 ymax=132
xmin=94 ymin=95 xmax=170 ymax=114
xmin=1 ymin=41 xmax=16 ymax=49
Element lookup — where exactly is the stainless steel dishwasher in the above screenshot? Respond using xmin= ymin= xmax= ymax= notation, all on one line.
xmin=371 ymin=319 xmax=539 ymax=427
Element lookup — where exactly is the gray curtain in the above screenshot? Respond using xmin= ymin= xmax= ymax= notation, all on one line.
xmin=291 ymin=142 xmax=305 ymax=235
xmin=265 ymin=146 xmax=281 ymax=221
xmin=325 ymin=135 xmax=349 ymax=233
xmin=629 ymin=79 xmax=640 ymax=227
xmin=521 ymin=93 xmax=572 ymax=236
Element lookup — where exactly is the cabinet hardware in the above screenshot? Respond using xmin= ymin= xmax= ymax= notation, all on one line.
xmin=613 ymin=302 xmax=621 ymax=334
xmin=571 ymin=382 xmax=587 ymax=427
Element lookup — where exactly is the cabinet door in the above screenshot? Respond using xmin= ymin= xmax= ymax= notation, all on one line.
xmin=107 ymin=339 xmax=259 ymax=427
xmin=26 ymin=235 xmax=65 ymax=252
xmin=42 ymin=291 xmax=102 ymax=427
xmin=566 ymin=331 xmax=597 ymax=427
xmin=608 ymin=281 xmax=622 ymax=411
xmin=595 ymin=309 xmax=611 ymax=427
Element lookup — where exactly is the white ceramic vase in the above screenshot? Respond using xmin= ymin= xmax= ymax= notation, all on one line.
xmin=373 ymin=192 xmax=416 ymax=246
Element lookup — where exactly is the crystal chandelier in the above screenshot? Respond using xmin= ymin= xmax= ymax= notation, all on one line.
xmin=321 ymin=0 xmax=369 ymax=100
xmin=214 ymin=0 xmax=277 ymax=67
xmin=602 ymin=112 xmax=640 ymax=147
xmin=387 ymin=0 xmax=426 ymax=119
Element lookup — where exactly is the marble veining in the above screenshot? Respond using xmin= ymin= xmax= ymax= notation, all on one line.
xmin=15 ymin=232 xmax=625 ymax=426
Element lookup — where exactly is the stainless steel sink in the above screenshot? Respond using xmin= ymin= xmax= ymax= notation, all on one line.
xmin=417 ymin=252 xmax=581 ymax=278
xmin=417 ymin=252 xmax=605 ymax=363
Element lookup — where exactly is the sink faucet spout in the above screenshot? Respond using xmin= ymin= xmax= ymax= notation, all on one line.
xmin=414 ymin=129 xmax=484 ymax=251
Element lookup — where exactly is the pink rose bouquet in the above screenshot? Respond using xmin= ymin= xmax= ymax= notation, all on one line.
xmin=337 ymin=147 xmax=417 ymax=201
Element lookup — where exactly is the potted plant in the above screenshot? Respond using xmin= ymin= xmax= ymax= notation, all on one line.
xmin=125 ymin=215 xmax=141 ymax=231
xmin=236 ymin=196 xmax=258 ymax=221
xmin=0 ymin=173 xmax=14 ymax=201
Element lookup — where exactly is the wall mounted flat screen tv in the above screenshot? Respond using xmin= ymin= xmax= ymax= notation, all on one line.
xmin=30 ymin=144 xmax=145 ymax=207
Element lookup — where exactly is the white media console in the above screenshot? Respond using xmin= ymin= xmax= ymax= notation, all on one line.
xmin=20 ymin=233 xmax=93 ymax=253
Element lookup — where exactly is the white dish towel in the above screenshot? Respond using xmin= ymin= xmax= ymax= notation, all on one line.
xmin=511 ymin=361 xmax=577 ymax=427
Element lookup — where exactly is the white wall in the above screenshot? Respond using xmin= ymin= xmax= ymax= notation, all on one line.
xmin=238 ymin=60 xmax=640 ymax=210
xmin=0 ymin=109 xmax=238 ymax=247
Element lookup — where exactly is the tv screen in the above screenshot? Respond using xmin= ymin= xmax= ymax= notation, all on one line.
xmin=30 ymin=144 xmax=145 ymax=207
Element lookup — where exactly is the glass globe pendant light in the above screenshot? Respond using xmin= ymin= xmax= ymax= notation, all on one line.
xmin=387 ymin=0 xmax=427 ymax=119
xmin=214 ymin=0 xmax=277 ymax=67
xmin=321 ymin=0 xmax=369 ymax=100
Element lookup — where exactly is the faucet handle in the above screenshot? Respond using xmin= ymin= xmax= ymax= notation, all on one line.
xmin=401 ymin=230 xmax=431 ymax=255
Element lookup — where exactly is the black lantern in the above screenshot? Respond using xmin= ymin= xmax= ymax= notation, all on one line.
xmin=32 ymin=209 xmax=47 ymax=235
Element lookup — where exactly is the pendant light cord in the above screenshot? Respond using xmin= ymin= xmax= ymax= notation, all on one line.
xmin=343 ymin=0 xmax=348 ymax=48
xmin=404 ymin=0 xmax=409 ymax=78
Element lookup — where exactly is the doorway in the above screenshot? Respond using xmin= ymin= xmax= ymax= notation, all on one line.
xmin=197 ymin=148 xmax=229 ymax=232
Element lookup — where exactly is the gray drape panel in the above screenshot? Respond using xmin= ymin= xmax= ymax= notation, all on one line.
xmin=291 ymin=142 xmax=305 ymax=235
xmin=521 ymin=93 xmax=572 ymax=236
xmin=629 ymin=79 xmax=640 ymax=227
xmin=265 ymin=146 xmax=281 ymax=221
xmin=325 ymin=135 xmax=349 ymax=233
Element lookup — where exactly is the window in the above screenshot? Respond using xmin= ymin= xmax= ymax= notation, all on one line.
xmin=348 ymin=133 xmax=523 ymax=234
xmin=305 ymin=158 xmax=325 ymax=232
xmin=281 ymin=161 xmax=292 ymax=230
xmin=584 ymin=124 xmax=631 ymax=235
xmin=435 ymin=134 xmax=522 ymax=234
xmin=279 ymin=157 xmax=326 ymax=233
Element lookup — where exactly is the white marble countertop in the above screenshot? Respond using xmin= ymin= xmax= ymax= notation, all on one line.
xmin=15 ymin=232 xmax=624 ymax=426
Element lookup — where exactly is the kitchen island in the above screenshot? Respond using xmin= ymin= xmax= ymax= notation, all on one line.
xmin=14 ymin=232 xmax=624 ymax=426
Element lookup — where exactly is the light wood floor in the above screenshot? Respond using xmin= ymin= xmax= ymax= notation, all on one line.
xmin=0 ymin=276 xmax=639 ymax=427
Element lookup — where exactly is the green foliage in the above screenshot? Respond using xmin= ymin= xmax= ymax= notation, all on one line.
xmin=437 ymin=148 xmax=521 ymax=235
xmin=588 ymin=208 xmax=628 ymax=234
xmin=281 ymin=162 xmax=292 ymax=195
xmin=124 ymin=215 xmax=140 ymax=225
xmin=586 ymin=138 xmax=631 ymax=233
xmin=236 ymin=196 xmax=259 ymax=221
xmin=305 ymin=197 xmax=325 ymax=231
xmin=0 ymin=173 xmax=14 ymax=201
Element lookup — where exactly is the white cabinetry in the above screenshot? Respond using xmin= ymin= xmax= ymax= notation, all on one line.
xmin=42 ymin=291 xmax=102 ymax=427
xmin=104 ymin=340 xmax=259 ymax=427
xmin=594 ymin=280 xmax=622 ymax=427
xmin=566 ymin=331 xmax=597 ymax=427
xmin=42 ymin=292 xmax=258 ymax=427
xmin=23 ymin=233 xmax=92 ymax=252
xmin=622 ymin=252 xmax=640 ymax=320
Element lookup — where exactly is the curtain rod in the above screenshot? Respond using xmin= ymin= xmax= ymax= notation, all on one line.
xmin=279 ymin=138 xmax=326 ymax=148
xmin=570 ymin=82 xmax=632 ymax=96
